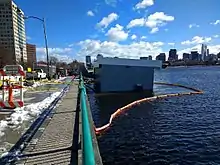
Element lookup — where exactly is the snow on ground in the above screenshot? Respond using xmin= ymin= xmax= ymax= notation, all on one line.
xmin=54 ymin=76 xmax=67 ymax=83
xmin=0 ymin=91 xmax=62 ymax=138
xmin=28 ymin=81 xmax=43 ymax=88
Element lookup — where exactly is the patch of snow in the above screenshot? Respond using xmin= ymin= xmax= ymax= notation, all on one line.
xmin=0 ymin=121 xmax=8 ymax=137
xmin=0 ymin=91 xmax=62 ymax=140
xmin=28 ymin=81 xmax=43 ymax=88
xmin=54 ymin=77 xmax=67 ymax=83
xmin=1 ymin=151 xmax=8 ymax=158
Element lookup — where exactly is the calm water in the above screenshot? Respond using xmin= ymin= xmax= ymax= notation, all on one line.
xmin=89 ymin=66 xmax=220 ymax=165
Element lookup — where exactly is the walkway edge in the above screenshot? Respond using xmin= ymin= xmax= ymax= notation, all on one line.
xmin=0 ymin=77 xmax=74 ymax=164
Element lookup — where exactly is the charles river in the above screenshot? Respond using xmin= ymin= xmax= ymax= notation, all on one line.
xmin=88 ymin=66 xmax=220 ymax=165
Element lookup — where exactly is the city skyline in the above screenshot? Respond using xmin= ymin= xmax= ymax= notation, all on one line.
xmin=13 ymin=0 xmax=220 ymax=62
xmin=155 ymin=43 xmax=217 ymax=61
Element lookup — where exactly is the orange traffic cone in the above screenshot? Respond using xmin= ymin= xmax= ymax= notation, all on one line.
xmin=8 ymin=85 xmax=15 ymax=108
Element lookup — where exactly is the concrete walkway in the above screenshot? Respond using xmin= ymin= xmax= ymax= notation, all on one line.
xmin=16 ymin=82 xmax=80 ymax=165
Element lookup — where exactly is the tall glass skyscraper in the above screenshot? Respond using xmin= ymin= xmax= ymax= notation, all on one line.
xmin=201 ymin=44 xmax=207 ymax=61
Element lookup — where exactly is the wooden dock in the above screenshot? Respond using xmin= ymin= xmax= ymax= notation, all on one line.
xmin=16 ymin=82 xmax=80 ymax=165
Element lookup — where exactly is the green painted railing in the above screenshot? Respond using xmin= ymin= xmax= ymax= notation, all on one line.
xmin=79 ymin=74 xmax=95 ymax=165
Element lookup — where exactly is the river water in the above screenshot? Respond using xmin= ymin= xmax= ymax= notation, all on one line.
xmin=89 ymin=66 xmax=220 ymax=165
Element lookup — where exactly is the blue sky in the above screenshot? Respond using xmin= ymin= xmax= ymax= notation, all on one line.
xmin=14 ymin=0 xmax=220 ymax=62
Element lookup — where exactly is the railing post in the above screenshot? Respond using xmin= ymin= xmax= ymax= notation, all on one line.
xmin=80 ymin=73 xmax=95 ymax=165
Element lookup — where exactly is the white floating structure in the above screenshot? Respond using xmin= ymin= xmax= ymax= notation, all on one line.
xmin=93 ymin=55 xmax=162 ymax=93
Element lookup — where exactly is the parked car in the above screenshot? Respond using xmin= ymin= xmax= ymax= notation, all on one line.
xmin=26 ymin=69 xmax=47 ymax=80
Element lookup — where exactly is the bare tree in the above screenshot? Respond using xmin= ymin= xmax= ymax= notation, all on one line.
xmin=49 ymin=56 xmax=59 ymax=65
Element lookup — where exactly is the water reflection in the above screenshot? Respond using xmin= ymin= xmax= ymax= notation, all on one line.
xmin=94 ymin=67 xmax=220 ymax=165
xmin=88 ymin=89 xmax=153 ymax=127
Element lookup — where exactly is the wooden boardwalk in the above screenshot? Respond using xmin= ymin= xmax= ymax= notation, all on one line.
xmin=16 ymin=82 xmax=80 ymax=165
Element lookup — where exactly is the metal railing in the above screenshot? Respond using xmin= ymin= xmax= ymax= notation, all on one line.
xmin=79 ymin=74 xmax=95 ymax=165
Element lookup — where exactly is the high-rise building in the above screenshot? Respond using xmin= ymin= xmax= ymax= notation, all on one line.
xmin=86 ymin=55 xmax=91 ymax=65
xmin=86 ymin=55 xmax=92 ymax=69
xmin=183 ymin=53 xmax=190 ymax=60
xmin=0 ymin=0 xmax=27 ymax=67
xmin=201 ymin=44 xmax=207 ymax=61
xmin=156 ymin=53 xmax=166 ymax=62
xmin=26 ymin=43 xmax=36 ymax=69
xmin=190 ymin=51 xmax=199 ymax=61
xmin=168 ymin=49 xmax=177 ymax=61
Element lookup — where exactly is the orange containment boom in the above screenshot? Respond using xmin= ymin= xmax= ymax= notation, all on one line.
xmin=94 ymin=82 xmax=203 ymax=135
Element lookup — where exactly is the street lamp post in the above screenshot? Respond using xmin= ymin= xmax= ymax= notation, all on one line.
xmin=24 ymin=16 xmax=50 ymax=80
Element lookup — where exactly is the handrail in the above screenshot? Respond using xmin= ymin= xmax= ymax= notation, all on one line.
xmin=79 ymin=74 xmax=95 ymax=165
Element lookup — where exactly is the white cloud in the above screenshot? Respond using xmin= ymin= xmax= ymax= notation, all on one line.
xmin=97 ymin=13 xmax=119 ymax=29
xmin=26 ymin=36 xmax=31 ymax=40
xmin=210 ymin=20 xmax=220 ymax=25
xmin=36 ymin=47 xmax=74 ymax=63
xmin=87 ymin=10 xmax=95 ymax=16
xmin=145 ymin=12 xmax=174 ymax=27
xmin=146 ymin=12 xmax=174 ymax=33
xmin=213 ymin=35 xmax=219 ymax=38
xmin=164 ymin=28 xmax=168 ymax=32
xmin=131 ymin=34 xmax=137 ymax=40
xmin=127 ymin=12 xmax=174 ymax=33
xmin=127 ymin=18 xmax=145 ymax=28
xmin=106 ymin=24 xmax=128 ymax=42
xmin=76 ymin=39 xmax=164 ymax=60
xmin=105 ymin=0 xmax=117 ymax=7
xmin=181 ymin=36 xmax=212 ymax=45
xmin=150 ymin=27 xmax=159 ymax=34
xmin=37 ymin=48 xmax=72 ymax=54
xmin=141 ymin=36 xmax=147 ymax=39
xmin=135 ymin=0 xmax=154 ymax=10
xmin=168 ymin=42 xmax=175 ymax=46
xmin=208 ymin=45 xmax=220 ymax=54
xmin=75 ymin=39 xmax=220 ymax=61
xmin=189 ymin=23 xmax=200 ymax=28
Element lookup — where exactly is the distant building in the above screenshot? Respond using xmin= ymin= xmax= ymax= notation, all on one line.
xmin=97 ymin=54 xmax=103 ymax=60
xmin=175 ymin=54 xmax=178 ymax=60
xmin=156 ymin=53 xmax=166 ymax=62
xmin=86 ymin=55 xmax=91 ymax=64
xmin=0 ymin=0 xmax=27 ymax=66
xmin=85 ymin=55 xmax=92 ymax=69
xmin=26 ymin=43 xmax=36 ymax=69
xmin=206 ymin=54 xmax=217 ymax=62
xmin=148 ymin=55 xmax=152 ymax=60
xmin=201 ymin=44 xmax=207 ymax=61
xmin=183 ymin=53 xmax=190 ymax=60
xmin=93 ymin=56 xmax=162 ymax=93
xmin=190 ymin=51 xmax=199 ymax=61
xmin=140 ymin=57 xmax=148 ymax=60
xmin=211 ymin=54 xmax=218 ymax=61
xmin=0 ymin=45 xmax=13 ymax=68
xmin=198 ymin=54 xmax=202 ymax=61
xmin=168 ymin=49 xmax=177 ymax=61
